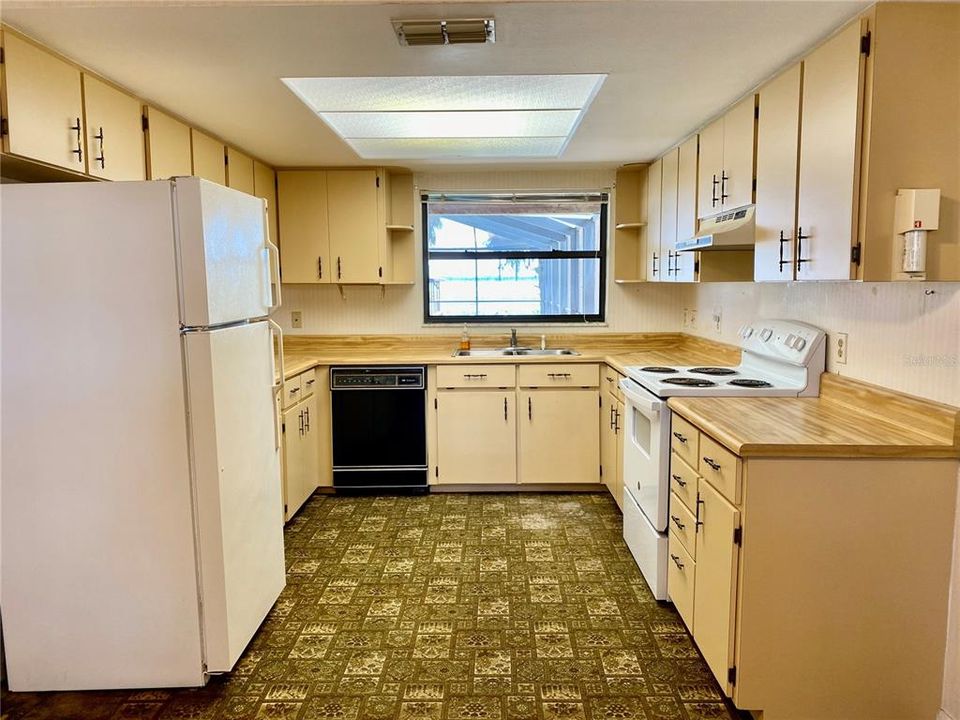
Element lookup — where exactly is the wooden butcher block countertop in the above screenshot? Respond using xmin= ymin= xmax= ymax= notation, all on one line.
xmin=668 ymin=374 xmax=960 ymax=459
xmin=279 ymin=332 xmax=741 ymax=379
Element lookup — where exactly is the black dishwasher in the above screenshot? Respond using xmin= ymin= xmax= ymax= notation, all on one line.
xmin=330 ymin=366 xmax=428 ymax=491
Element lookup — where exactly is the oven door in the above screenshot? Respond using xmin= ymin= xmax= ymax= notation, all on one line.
xmin=619 ymin=378 xmax=671 ymax=532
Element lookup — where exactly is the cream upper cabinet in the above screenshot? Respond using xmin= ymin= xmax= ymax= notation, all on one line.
xmin=144 ymin=106 xmax=192 ymax=180
xmin=674 ymin=135 xmax=699 ymax=282
xmin=190 ymin=128 xmax=225 ymax=185
xmin=697 ymin=96 xmax=756 ymax=218
xmin=795 ymin=20 xmax=866 ymax=281
xmin=518 ymin=389 xmax=600 ymax=484
xmin=2 ymin=31 xmax=84 ymax=171
xmin=253 ymin=160 xmax=278 ymax=247
xmin=226 ymin=147 xmax=255 ymax=195
xmin=326 ymin=169 xmax=383 ymax=284
xmin=81 ymin=74 xmax=145 ymax=182
xmin=436 ymin=390 xmax=517 ymax=485
xmin=754 ymin=63 xmax=802 ymax=282
xmin=645 ymin=158 xmax=663 ymax=281
xmin=277 ymin=171 xmax=330 ymax=284
xmin=659 ymin=147 xmax=680 ymax=281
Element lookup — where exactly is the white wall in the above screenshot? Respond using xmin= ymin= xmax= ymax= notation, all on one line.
xmin=683 ymin=280 xmax=960 ymax=719
xmin=278 ymin=168 xmax=687 ymax=337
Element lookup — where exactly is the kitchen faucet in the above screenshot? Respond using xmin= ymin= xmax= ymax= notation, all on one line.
xmin=510 ymin=328 xmax=518 ymax=348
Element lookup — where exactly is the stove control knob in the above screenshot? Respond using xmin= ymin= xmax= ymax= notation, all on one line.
xmin=760 ymin=328 xmax=773 ymax=342
xmin=795 ymin=337 xmax=807 ymax=350
xmin=785 ymin=333 xmax=798 ymax=348
xmin=742 ymin=326 xmax=754 ymax=339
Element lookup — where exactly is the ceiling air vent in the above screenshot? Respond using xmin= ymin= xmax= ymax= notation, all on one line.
xmin=392 ymin=18 xmax=495 ymax=46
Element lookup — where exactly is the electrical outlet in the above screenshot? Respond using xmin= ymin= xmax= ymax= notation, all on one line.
xmin=833 ymin=332 xmax=849 ymax=365
xmin=711 ymin=306 xmax=722 ymax=334
xmin=681 ymin=308 xmax=697 ymax=329
xmin=291 ymin=310 xmax=303 ymax=329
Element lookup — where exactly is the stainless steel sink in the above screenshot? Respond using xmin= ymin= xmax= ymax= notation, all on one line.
xmin=452 ymin=347 xmax=579 ymax=357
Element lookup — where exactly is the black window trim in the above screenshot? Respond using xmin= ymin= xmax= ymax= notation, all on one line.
xmin=421 ymin=192 xmax=608 ymax=325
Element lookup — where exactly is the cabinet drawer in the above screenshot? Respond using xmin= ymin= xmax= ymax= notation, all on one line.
xmin=671 ymin=415 xmax=700 ymax=468
xmin=670 ymin=451 xmax=699 ymax=513
xmin=518 ymin=363 xmax=598 ymax=388
xmin=437 ymin=364 xmax=516 ymax=389
xmin=669 ymin=491 xmax=698 ymax=559
xmin=698 ymin=434 xmax=741 ymax=504
xmin=282 ymin=375 xmax=302 ymax=409
xmin=668 ymin=531 xmax=695 ymax=631
xmin=603 ymin=365 xmax=624 ymax=401
xmin=300 ymin=368 xmax=318 ymax=398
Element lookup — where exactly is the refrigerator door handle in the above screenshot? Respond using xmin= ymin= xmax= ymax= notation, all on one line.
xmin=265 ymin=236 xmax=282 ymax=315
xmin=268 ymin=320 xmax=284 ymax=451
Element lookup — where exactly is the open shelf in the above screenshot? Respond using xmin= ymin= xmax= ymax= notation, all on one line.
xmin=613 ymin=166 xmax=649 ymax=283
xmin=615 ymin=222 xmax=646 ymax=230
xmin=380 ymin=173 xmax=417 ymax=285
xmin=386 ymin=224 xmax=414 ymax=232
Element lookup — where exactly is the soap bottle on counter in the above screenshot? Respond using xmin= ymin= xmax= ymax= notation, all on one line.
xmin=460 ymin=324 xmax=471 ymax=351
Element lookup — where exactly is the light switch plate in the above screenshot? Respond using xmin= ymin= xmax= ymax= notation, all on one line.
xmin=291 ymin=310 xmax=303 ymax=329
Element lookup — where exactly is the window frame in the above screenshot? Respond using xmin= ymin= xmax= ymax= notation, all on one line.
xmin=420 ymin=192 xmax=608 ymax=324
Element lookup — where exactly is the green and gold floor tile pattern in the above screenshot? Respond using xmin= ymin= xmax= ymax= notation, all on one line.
xmin=1 ymin=493 xmax=739 ymax=720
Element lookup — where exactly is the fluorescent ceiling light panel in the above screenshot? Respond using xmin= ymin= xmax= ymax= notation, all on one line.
xmin=281 ymin=74 xmax=605 ymax=159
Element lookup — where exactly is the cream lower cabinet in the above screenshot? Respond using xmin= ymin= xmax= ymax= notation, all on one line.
xmin=281 ymin=367 xmax=330 ymax=520
xmin=668 ymin=412 xmax=958 ymax=719
xmin=600 ymin=367 xmax=624 ymax=508
xmin=519 ymin=388 xmax=599 ymax=484
xmin=435 ymin=390 xmax=517 ymax=485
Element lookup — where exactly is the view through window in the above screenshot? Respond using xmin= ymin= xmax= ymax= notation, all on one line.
xmin=422 ymin=192 xmax=607 ymax=323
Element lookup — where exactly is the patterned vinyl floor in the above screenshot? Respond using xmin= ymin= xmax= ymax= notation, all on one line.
xmin=1 ymin=492 xmax=740 ymax=720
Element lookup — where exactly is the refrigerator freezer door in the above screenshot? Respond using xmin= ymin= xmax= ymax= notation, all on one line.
xmin=184 ymin=320 xmax=286 ymax=672
xmin=1 ymin=181 xmax=205 ymax=690
xmin=175 ymin=177 xmax=275 ymax=327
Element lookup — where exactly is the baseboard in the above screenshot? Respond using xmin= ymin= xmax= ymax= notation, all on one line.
xmin=430 ymin=483 xmax=606 ymax=493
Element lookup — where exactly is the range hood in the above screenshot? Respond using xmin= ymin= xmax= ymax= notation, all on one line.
xmin=677 ymin=205 xmax=756 ymax=251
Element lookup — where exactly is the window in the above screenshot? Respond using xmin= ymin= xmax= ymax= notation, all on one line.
xmin=422 ymin=192 xmax=607 ymax=323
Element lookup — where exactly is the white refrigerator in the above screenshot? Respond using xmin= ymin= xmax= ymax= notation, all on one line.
xmin=1 ymin=178 xmax=287 ymax=691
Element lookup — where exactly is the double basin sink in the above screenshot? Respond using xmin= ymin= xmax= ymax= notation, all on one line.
xmin=452 ymin=347 xmax=579 ymax=357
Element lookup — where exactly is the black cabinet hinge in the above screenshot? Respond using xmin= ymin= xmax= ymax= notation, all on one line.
xmin=224 ymin=151 xmax=229 ymax=165
xmin=281 ymin=422 xmax=286 ymax=433
xmin=728 ymin=666 xmax=737 ymax=685
xmin=376 ymin=175 xmax=381 ymax=188
xmin=752 ymin=178 xmax=757 ymax=192
xmin=378 ymin=266 xmax=383 ymax=278
xmin=599 ymin=396 xmax=602 ymax=408
xmin=0 ymin=118 xmax=8 ymax=137
xmin=284 ymin=504 xmax=288 ymax=514
xmin=694 ymin=259 xmax=700 ymax=274
xmin=860 ymin=31 xmax=871 ymax=56
xmin=434 ymin=398 xmax=438 ymax=410
xmin=754 ymin=105 xmax=759 ymax=119
xmin=142 ymin=115 xmax=149 ymax=132
xmin=435 ymin=466 xmax=439 ymax=478
xmin=851 ymin=242 xmax=862 ymax=265
xmin=733 ymin=527 xmax=742 ymax=546
xmin=0 ymin=47 xmax=5 ymax=64
xmin=600 ymin=465 xmax=603 ymax=478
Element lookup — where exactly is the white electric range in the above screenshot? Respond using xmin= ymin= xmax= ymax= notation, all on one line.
xmin=618 ymin=319 xmax=826 ymax=600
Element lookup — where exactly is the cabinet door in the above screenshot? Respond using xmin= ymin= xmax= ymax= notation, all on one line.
xmin=436 ymin=391 xmax=516 ymax=485
xmin=697 ymin=117 xmax=724 ymax=218
xmin=660 ymin=147 xmax=680 ymax=281
xmin=796 ymin=20 xmax=866 ymax=281
xmin=82 ymin=74 xmax=145 ymax=181
xmin=674 ymin=136 xmax=699 ymax=282
xmin=693 ymin=480 xmax=741 ymax=694
xmin=600 ymin=394 xmax=621 ymax=508
xmin=721 ymin=95 xmax=757 ymax=210
xmin=297 ymin=393 xmax=320 ymax=509
xmin=754 ymin=64 xmax=802 ymax=282
xmin=191 ymin=128 xmax=226 ymax=185
xmin=282 ymin=404 xmax=305 ymax=521
xmin=312 ymin=368 xmax=333 ymax=488
xmin=2 ymin=32 xmax=84 ymax=171
xmin=226 ymin=147 xmax=255 ymax=195
xmin=277 ymin=171 xmax=330 ymax=284
xmin=253 ymin=161 xmax=278 ymax=247
xmin=327 ymin=169 xmax=382 ymax=284
xmin=144 ymin=106 xmax=192 ymax=180
xmin=519 ymin=389 xmax=600 ymax=484
xmin=645 ymin=158 xmax=663 ymax=281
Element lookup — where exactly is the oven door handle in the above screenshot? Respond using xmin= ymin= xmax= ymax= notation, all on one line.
xmin=618 ymin=378 xmax=663 ymax=415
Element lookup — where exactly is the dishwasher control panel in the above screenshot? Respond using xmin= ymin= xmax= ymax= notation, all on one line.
xmin=331 ymin=366 xmax=425 ymax=390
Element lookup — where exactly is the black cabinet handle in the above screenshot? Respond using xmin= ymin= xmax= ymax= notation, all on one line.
xmin=672 ymin=431 xmax=687 ymax=444
xmin=318 ymin=256 xmax=323 ymax=279
xmin=303 ymin=406 xmax=310 ymax=432
xmin=695 ymin=494 xmax=705 ymax=530
xmin=720 ymin=171 xmax=729 ymax=203
xmin=671 ymin=473 xmax=686 ymax=487
xmin=670 ymin=554 xmax=684 ymax=570
xmin=703 ymin=456 xmax=721 ymax=471
xmin=463 ymin=374 xmax=487 ymax=379
xmin=70 ymin=117 xmax=83 ymax=163
xmin=503 ymin=396 xmax=508 ymax=421
xmin=777 ymin=230 xmax=792 ymax=273
xmin=613 ymin=409 xmax=620 ymax=433
xmin=671 ymin=515 xmax=685 ymax=531
xmin=94 ymin=126 xmax=105 ymax=169
xmin=528 ymin=396 xmax=532 ymax=420
xmin=547 ymin=373 xmax=571 ymax=379
xmin=298 ymin=409 xmax=305 ymax=436
xmin=797 ymin=228 xmax=811 ymax=266
xmin=652 ymin=252 xmax=658 ymax=276
xmin=337 ymin=256 xmax=342 ymax=279
xmin=711 ymin=174 xmax=719 ymax=207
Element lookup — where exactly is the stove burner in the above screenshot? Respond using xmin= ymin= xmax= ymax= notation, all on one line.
xmin=662 ymin=377 xmax=717 ymax=387
xmin=641 ymin=366 xmax=678 ymax=374
xmin=728 ymin=378 xmax=773 ymax=388
xmin=688 ymin=367 xmax=738 ymax=376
